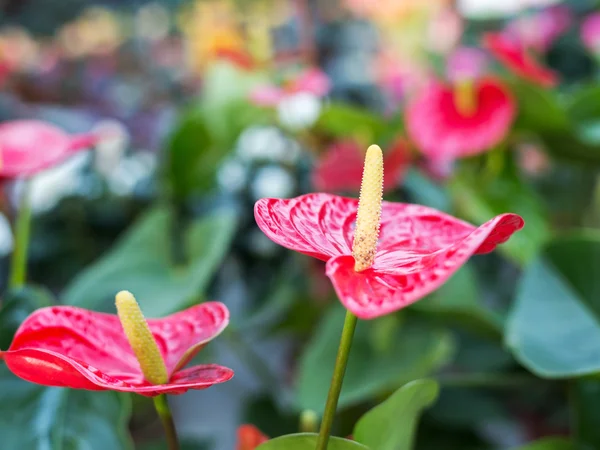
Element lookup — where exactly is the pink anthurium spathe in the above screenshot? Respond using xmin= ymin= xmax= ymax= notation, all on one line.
xmin=406 ymin=77 xmax=515 ymax=160
xmin=0 ymin=301 xmax=233 ymax=396
xmin=406 ymin=47 xmax=515 ymax=161
xmin=0 ymin=120 xmax=99 ymax=178
xmin=255 ymin=192 xmax=524 ymax=319
xmin=484 ymin=32 xmax=558 ymax=87
xmin=312 ymin=139 xmax=410 ymax=193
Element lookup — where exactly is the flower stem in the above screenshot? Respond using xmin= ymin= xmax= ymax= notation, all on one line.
xmin=153 ymin=394 xmax=179 ymax=450
xmin=9 ymin=180 xmax=32 ymax=289
xmin=315 ymin=310 xmax=358 ymax=450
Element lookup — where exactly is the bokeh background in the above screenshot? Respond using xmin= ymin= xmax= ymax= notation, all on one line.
xmin=1 ymin=0 xmax=600 ymax=449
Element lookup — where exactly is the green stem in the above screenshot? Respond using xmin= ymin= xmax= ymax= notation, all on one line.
xmin=153 ymin=394 xmax=179 ymax=450
xmin=315 ymin=310 xmax=358 ymax=450
xmin=9 ymin=180 xmax=32 ymax=289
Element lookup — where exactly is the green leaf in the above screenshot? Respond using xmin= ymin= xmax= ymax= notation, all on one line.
xmin=165 ymin=62 xmax=269 ymax=199
xmin=506 ymin=232 xmax=600 ymax=377
xmin=296 ymin=306 xmax=454 ymax=412
xmin=0 ymin=366 xmax=132 ymax=449
xmin=353 ymin=379 xmax=439 ymax=450
xmin=511 ymin=437 xmax=574 ymax=450
xmin=0 ymin=285 xmax=54 ymax=348
xmin=570 ymin=378 xmax=600 ymax=450
xmin=166 ymin=111 xmax=215 ymax=198
xmin=403 ymin=169 xmax=452 ymax=213
xmin=315 ymin=103 xmax=389 ymax=143
xmin=511 ymin=81 xmax=570 ymax=133
xmin=256 ymin=433 xmax=369 ymax=450
xmin=510 ymin=81 xmax=600 ymax=164
xmin=62 ymin=207 xmax=237 ymax=317
xmin=412 ymin=265 xmax=503 ymax=338
xmin=450 ymin=169 xmax=550 ymax=266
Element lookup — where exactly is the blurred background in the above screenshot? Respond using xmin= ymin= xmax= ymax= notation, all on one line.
xmin=1 ymin=0 xmax=600 ymax=449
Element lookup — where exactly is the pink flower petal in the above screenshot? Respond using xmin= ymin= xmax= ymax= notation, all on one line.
xmin=2 ymin=303 xmax=232 ymax=396
xmin=0 ymin=120 xmax=98 ymax=178
xmin=289 ymin=68 xmax=331 ymax=97
xmin=326 ymin=213 xmax=524 ymax=319
xmin=484 ymin=33 xmax=558 ymax=87
xmin=249 ymin=85 xmax=285 ymax=106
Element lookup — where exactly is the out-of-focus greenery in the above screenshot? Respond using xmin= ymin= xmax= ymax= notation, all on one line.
xmin=2 ymin=0 xmax=600 ymax=449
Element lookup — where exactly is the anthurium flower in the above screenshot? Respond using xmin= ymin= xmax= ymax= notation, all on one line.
xmin=237 ymin=425 xmax=269 ymax=450
xmin=406 ymin=48 xmax=516 ymax=160
xmin=255 ymin=145 xmax=524 ymax=319
xmin=484 ymin=32 xmax=558 ymax=87
xmin=0 ymin=291 xmax=233 ymax=396
xmin=0 ymin=120 xmax=98 ymax=178
xmin=312 ymin=139 xmax=410 ymax=193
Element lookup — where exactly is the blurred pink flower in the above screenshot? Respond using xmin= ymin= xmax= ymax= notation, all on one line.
xmin=505 ymin=6 xmax=572 ymax=53
xmin=484 ymin=32 xmax=558 ymax=87
xmin=406 ymin=78 xmax=516 ymax=160
xmin=312 ymin=139 xmax=411 ymax=193
xmin=427 ymin=8 xmax=464 ymax=54
xmin=446 ymin=47 xmax=489 ymax=82
xmin=249 ymin=68 xmax=330 ymax=107
xmin=376 ymin=52 xmax=432 ymax=109
xmin=581 ymin=12 xmax=600 ymax=54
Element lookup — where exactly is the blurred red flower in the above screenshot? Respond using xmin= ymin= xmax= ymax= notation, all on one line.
xmin=0 ymin=303 xmax=233 ymax=396
xmin=237 ymin=425 xmax=269 ymax=450
xmin=0 ymin=120 xmax=98 ymax=178
xmin=312 ymin=139 xmax=410 ymax=193
xmin=250 ymin=68 xmax=330 ymax=106
xmin=406 ymin=78 xmax=515 ymax=160
xmin=255 ymin=193 xmax=523 ymax=319
xmin=484 ymin=32 xmax=558 ymax=87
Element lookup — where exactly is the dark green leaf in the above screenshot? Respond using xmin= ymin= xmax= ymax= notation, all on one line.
xmin=0 ymin=285 xmax=54 ymax=349
xmin=62 ymin=207 xmax=237 ymax=317
xmin=506 ymin=233 xmax=600 ymax=377
xmin=166 ymin=111 xmax=215 ymax=198
xmin=412 ymin=265 xmax=503 ymax=338
xmin=256 ymin=433 xmax=368 ymax=450
xmin=511 ymin=81 xmax=569 ymax=133
xmin=450 ymin=170 xmax=550 ymax=266
xmin=0 ymin=366 xmax=132 ymax=450
xmin=353 ymin=379 xmax=439 ymax=450
xmin=296 ymin=306 xmax=454 ymax=412
xmin=511 ymin=437 xmax=574 ymax=450
xmin=570 ymin=378 xmax=600 ymax=450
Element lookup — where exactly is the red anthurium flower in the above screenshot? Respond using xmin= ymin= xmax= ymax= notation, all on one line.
xmin=483 ymin=32 xmax=558 ymax=87
xmin=237 ymin=425 xmax=269 ymax=450
xmin=0 ymin=300 xmax=233 ymax=396
xmin=255 ymin=189 xmax=523 ymax=319
xmin=312 ymin=139 xmax=410 ymax=193
xmin=406 ymin=77 xmax=516 ymax=160
xmin=0 ymin=120 xmax=99 ymax=178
